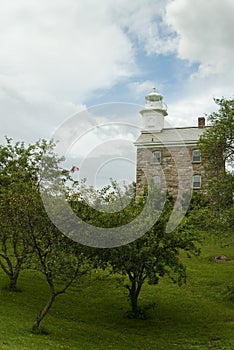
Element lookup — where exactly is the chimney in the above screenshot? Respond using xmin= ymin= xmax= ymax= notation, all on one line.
xmin=198 ymin=117 xmax=205 ymax=128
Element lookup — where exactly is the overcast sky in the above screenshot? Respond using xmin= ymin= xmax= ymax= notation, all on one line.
xmin=1 ymin=0 xmax=233 ymax=186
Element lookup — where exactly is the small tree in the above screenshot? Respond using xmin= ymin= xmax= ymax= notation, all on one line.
xmin=103 ymin=194 xmax=199 ymax=317
xmin=0 ymin=179 xmax=34 ymax=290
xmin=0 ymin=138 xmax=48 ymax=290
xmin=29 ymin=207 xmax=88 ymax=332
xmin=28 ymin=145 xmax=89 ymax=332
xmin=0 ymin=137 xmax=69 ymax=291
xmin=72 ymin=182 xmax=200 ymax=318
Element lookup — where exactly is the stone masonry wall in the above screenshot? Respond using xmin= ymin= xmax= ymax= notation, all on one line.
xmin=136 ymin=145 xmax=207 ymax=199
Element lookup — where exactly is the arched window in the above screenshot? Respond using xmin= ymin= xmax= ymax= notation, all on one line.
xmin=192 ymin=175 xmax=201 ymax=189
xmin=192 ymin=149 xmax=201 ymax=163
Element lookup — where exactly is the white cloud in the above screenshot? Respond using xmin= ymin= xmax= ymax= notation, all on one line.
xmin=52 ymin=106 xmax=141 ymax=160
xmin=166 ymin=0 xmax=234 ymax=80
xmin=1 ymin=0 xmax=188 ymax=144
xmin=110 ymin=0 xmax=178 ymax=55
xmin=166 ymin=94 xmax=218 ymax=128
xmin=127 ymin=80 xmax=156 ymax=98
xmin=161 ymin=0 xmax=234 ymax=125
xmin=0 ymin=0 xmax=233 ymax=187
xmin=0 ymin=84 xmax=86 ymax=143
xmin=0 ymin=0 xmax=138 ymax=142
xmin=0 ymin=0 xmax=135 ymax=98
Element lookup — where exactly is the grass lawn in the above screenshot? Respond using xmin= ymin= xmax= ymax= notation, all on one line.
xmin=0 ymin=238 xmax=234 ymax=350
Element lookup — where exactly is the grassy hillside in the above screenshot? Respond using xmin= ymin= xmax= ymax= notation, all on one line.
xmin=0 ymin=238 xmax=234 ymax=350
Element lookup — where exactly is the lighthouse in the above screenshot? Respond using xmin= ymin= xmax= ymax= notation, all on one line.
xmin=140 ymin=87 xmax=168 ymax=132
xmin=135 ymin=88 xmax=208 ymax=198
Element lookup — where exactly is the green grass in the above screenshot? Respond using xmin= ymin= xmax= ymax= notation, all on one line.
xmin=0 ymin=238 xmax=234 ymax=350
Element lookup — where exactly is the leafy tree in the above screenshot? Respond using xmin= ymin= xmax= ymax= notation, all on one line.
xmin=198 ymin=97 xmax=234 ymax=242
xmin=0 ymin=138 xmax=49 ymax=290
xmin=0 ymin=178 xmax=34 ymax=290
xmin=106 ymin=196 xmax=199 ymax=317
xmin=72 ymin=182 xmax=199 ymax=318
xmin=0 ymin=137 xmax=70 ymax=291
xmin=199 ymin=98 xmax=234 ymax=209
xmin=28 ymin=145 xmax=90 ymax=332
xmin=0 ymin=137 xmax=90 ymax=330
xmin=29 ymin=205 xmax=89 ymax=332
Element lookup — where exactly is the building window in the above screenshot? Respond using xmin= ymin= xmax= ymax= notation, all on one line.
xmin=153 ymin=175 xmax=161 ymax=187
xmin=192 ymin=175 xmax=201 ymax=189
xmin=192 ymin=149 xmax=201 ymax=163
xmin=152 ymin=151 xmax=161 ymax=164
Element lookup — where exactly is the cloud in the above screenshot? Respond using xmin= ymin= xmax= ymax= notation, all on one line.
xmin=166 ymin=0 xmax=234 ymax=82
xmin=166 ymin=93 xmax=218 ymax=128
xmin=0 ymin=0 xmax=138 ymax=142
xmin=159 ymin=0 xmax=234 ymax=125
xmin=0 ymin=0 xmax=233 ymax=183
xmin=0 ymin=84 xmax=86 ymax=143
xmin=127 ymin=80 xmax=156 ymax=98
xmin=0 ymin=0 xmax=135 ymax=98
xmin=109 ymin=0 xmax=178 ymax=55
xmin=0 ymin=0 xmax=187 ymax=144
xmin=68 ymin=139 xmax=137 ymax=188
xmin=53 ymin=106 xmax=141 ymax=160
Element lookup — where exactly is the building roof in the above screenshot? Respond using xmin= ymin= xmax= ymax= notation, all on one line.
xmin=135 ymin=126 xmax=207 ymax=148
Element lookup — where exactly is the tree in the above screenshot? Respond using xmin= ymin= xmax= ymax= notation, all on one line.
xmin=0 ymin=137 xmax=70 ymax=291
xmin=0 ymin=138 xmax=49 ymax=290
xmin=0 ymin=176 xmax=34 ymax=290
xmin=0 ymin=137 xmax=90 ymax=330
xmin=71 ymin=182 xmax=199 ymax=318
xmin=199 ymin=98 xmax=234 ymax=208
xmin=29 ymin=145 xmax=90 ymax=332
xmin=106 ymin=195 xmax=199 ymax=317
xmin=198 ymin=97 xmax=234 ymax=242
xmin=29 ymin=204 xmax=89 ymax=332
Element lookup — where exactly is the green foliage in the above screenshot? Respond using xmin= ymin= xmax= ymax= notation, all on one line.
xmin=0 ymin=137 xmax=69 ymax=290
xmin=30 ymin=214 xmax=89 ymax=331
xmin=199 ymin=97 xmax=234 ymax=173
xmin=73 ymin=181 xmax=200 ymax=316
xmin=70 ymin=179 xmax=138 ymax=228
xmin=199 ymin=97 xmax=234 ymax=209
xmin=0 ymin=137 xmax=89 ymax=329
xmin=198 ymin=98 xmax=234 ymax=243
xmin=0 ymin=138 xmax=51 ymax=290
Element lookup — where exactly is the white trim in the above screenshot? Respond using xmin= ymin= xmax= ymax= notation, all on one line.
xmin=135 ymin=142 xmax=199 ymax=148
xmin=192 ymin=149 xmax=201 ymax=163
xmin=192 ymin=175 xmax=201 ymax=189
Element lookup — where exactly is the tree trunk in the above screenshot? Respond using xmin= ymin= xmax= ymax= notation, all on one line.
xmin=31 ymin=293 xmax=56 ymax=332
xmin=130 ymin=292 xmax=139 ymax=312
xmin=0 ymin=255 xmax=21 ymax=291
xmin=7 ymin=265 xmax=21 ymax=291
xmin=129 ymin=278 xmax=142 ymax=313
xmin=8 ymin=274 xmax=19 ymax=291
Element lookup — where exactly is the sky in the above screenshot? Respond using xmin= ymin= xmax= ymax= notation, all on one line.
xmin=1 ymin=0 xmax=233 ymax=187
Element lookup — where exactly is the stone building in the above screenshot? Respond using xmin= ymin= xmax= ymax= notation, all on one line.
xmin=135 ymin=88 xmax=207 ymax=199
